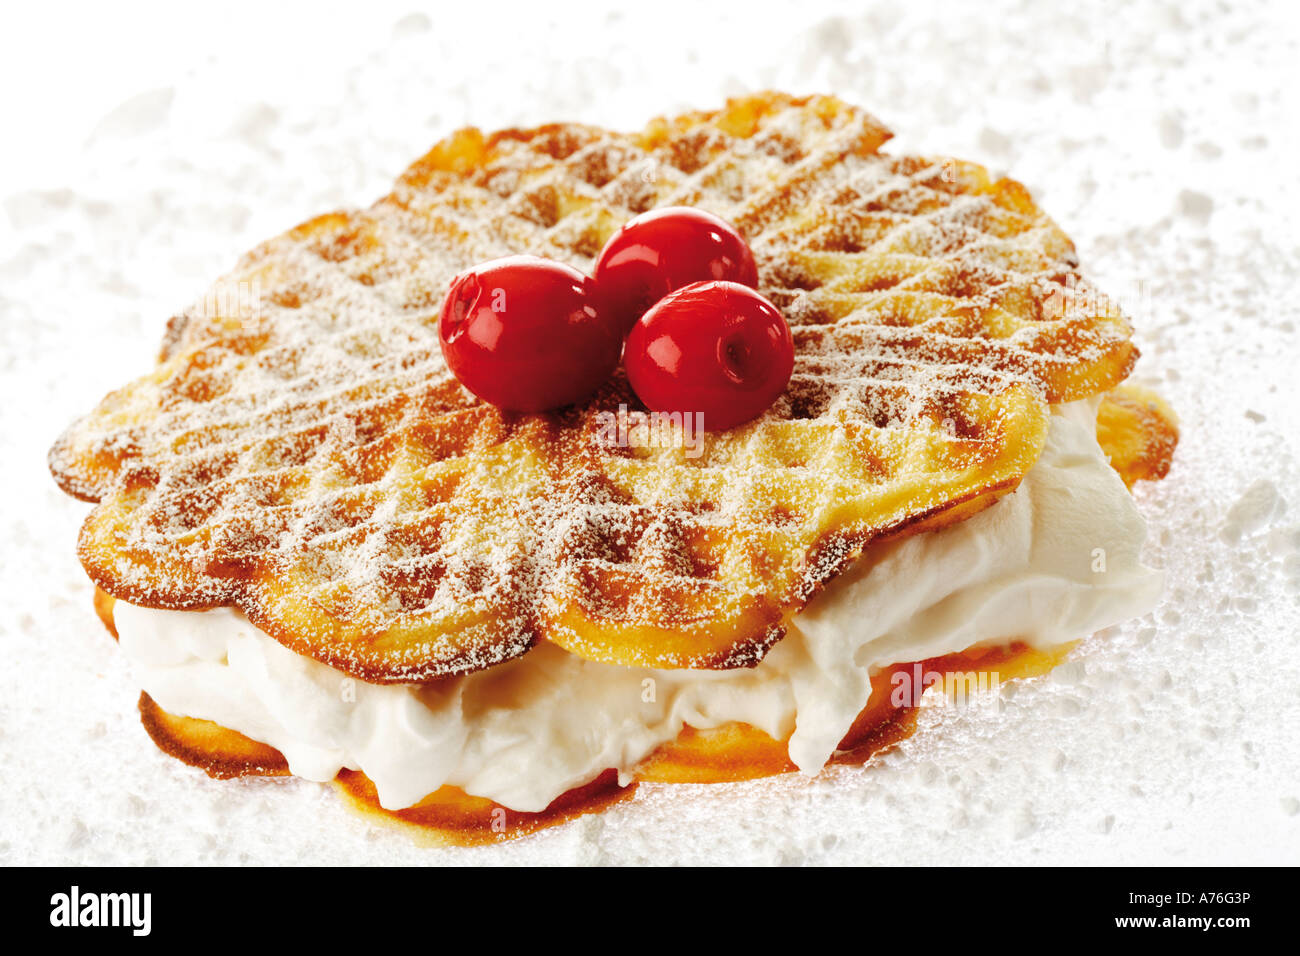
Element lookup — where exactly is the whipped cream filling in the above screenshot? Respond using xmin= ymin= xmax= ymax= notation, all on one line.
xmin=113 ymin=399 xmax=1162 ymax=812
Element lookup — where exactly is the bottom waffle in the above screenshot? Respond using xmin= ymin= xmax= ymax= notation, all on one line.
xmin=134 ymin=642 xmax=1069 ymax=846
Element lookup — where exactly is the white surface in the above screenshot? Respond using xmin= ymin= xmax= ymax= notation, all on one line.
xmin=1 ymin=0 xmax=1297 ymax=865
xmin=112 ymin=399 xmax=1160 ymax=813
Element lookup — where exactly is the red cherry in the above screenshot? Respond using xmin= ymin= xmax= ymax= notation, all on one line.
xmin=594 ymin=207 xmax=759 ymax=335
xmin=624 ymin=281 xmax=794 ymax=431
xmin=438 ymin=256 xmax=620 ymax=412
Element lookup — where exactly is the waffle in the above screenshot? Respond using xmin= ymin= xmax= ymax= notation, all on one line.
xmin=50 ymin=93 xmax=1139 ymax=682
xmin=1096 ymin=385 xmax=1178 ymax=488
xmin=95 ymin=390 xmax=1178 ymax=844
xmin=123 ymin=607 xmax=1069 ymax=845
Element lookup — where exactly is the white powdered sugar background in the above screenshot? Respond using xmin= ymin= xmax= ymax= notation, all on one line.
xmin=2 ymin=0 xmax=1297 ymax=865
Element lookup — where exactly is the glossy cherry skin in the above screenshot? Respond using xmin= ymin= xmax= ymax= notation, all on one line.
xmin=438 ymin=256 xmax=621 ymax=412
xmin=594 ymin=207 xmax=759 ymax=335
xmin=624 ymin=281 xmax=794 ymax=431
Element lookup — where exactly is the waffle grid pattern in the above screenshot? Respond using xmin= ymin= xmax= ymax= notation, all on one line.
xmin=51 ymin=93 xmax=1137 ymax=681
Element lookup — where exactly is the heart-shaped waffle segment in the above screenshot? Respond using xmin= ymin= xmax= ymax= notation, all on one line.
xmin=50 ymin=93 xmax=1137 ymax=681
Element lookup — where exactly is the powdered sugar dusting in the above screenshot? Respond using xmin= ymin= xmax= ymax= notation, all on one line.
xmin=4 ymin=0 xmax=1298 ymax=864
xmin=50 ymin=95 xmax=1134 ymax=683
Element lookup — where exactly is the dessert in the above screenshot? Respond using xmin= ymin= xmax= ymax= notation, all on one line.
xmin=49 ymin=92 xmax=1176 ymax=844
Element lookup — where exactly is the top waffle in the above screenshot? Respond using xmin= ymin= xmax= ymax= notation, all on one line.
xmin=50 ymin=93 xmax=1138 ymax=682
